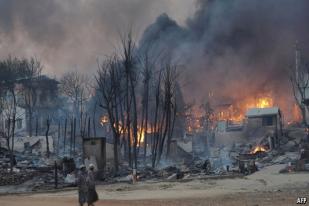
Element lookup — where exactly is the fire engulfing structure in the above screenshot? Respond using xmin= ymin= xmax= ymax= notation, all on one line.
xmin=138 ymin=0 xmax=309 ymax=124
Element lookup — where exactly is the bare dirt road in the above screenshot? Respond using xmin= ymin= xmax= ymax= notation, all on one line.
xmin=0 ymin=190 xmax=306 ymax=206
xmin=0 ymin=165 xmax=308 ymax=206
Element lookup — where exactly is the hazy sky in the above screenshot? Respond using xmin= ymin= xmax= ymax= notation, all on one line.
xmin=0 ymin=0 xmax=196 ymax=76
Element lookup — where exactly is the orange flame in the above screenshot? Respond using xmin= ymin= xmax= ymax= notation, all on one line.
xmin=100 ymin=115 xmax=153 ymax=147
xmin=250 ymin=145 xmax=267 ymax=154
xmin=100 ymin=115 xmax=109 ymax=125
xmin=255 ymin=97 xmax=273 ymax=108
xmin=292 ymin=103 xmax=302 ymax=123
xmin=217 ymin=96 xmax=274 ymax=123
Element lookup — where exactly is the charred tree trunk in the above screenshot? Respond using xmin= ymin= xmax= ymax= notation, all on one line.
xmin=46 ymin=118 xmax=50 ymax=158
xmin=70 ymin=118 xmax=73 ymax=157
xmin=92 ymin=101 xmax=97 ymax=137
xmin=143 ymin=89 xmax=149 ymax=161
xmin=92 ymin=117 xmax=96 ymax=137
xmin=301 ymin=106 xmax=307 ymax=126
xmin=130 ymin=77 xmax=138 ymax=170
xmin=126 ymin=84 xmax=132 ymax=167
xmin=9 ymin=89 xmax=17 ymax=174
xmin=166 ymin=102 xmax=177 ymax=157
xmin=157 ymin=109 xmax=168 ymax=164
xmin=73 ymin=118 xmax=76 ymax=154
xmin=63 ymin=118 xmax=67 ymax=154
xmin=107 ymin=107 xmax=119 ymax=174
xmin=96 ymin=56 xmax=125 ymax=174
xmin=28 ymin=109 xmax=33 ymax=137
xmin=87 ymin=117 xmax=91 ymax=138
xmin=57 ymin=121 xmax=60 ymax=155
xmin=35 ymin=117 xmax=38 ymax=136
xmin=151 ymin=73 xmax=161 ymax=168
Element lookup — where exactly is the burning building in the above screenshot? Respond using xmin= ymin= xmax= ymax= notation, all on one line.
xmin=214 ymin=95 xmax=275 ymax=129
xmin=245 ymin=107 xmax=283 ymax=148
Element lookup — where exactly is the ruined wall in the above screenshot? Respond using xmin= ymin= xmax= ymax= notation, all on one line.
xmin=83 ymin=138 xmax=106 ymax=171
xmin=245 ymin=115 xmax=279 ymax=139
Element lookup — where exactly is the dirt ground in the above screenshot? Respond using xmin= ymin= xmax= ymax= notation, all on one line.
xmin=0 ymin=190 xmax=306 ymax=206
xmin=0 ymin=164 xmax=308 ymax=206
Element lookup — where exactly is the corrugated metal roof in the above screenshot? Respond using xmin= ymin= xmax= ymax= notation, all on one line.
xmin=246 ymin=107 xmax=279 ymax=117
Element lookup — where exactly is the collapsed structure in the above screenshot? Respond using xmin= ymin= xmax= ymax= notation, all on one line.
xmin=245 ymin=107 xmax=283 ymax=148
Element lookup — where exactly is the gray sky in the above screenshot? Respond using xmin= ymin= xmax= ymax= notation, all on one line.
xmin=0 ymin=0 xmax=196 ymax=76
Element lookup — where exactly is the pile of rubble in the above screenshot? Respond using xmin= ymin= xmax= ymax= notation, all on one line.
xmin=0 ymin=146 xmax=73 ymax=190
xmin=110 ymin=157 xmax=239 ymax=184
xmin=0 ymin=169 xmax=38 ymax=186
xmin=231 ymin=126 xmax=309 ymax=174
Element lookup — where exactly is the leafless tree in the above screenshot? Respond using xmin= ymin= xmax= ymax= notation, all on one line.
xmin=1 ymin=91 xmax=17 ymax=173
xmin=95 ymin=32 xmax=180 ymax=170
xmin=121 ymin=32 xmax=140 ymax=170
xmin=150 ymin=61 xmax=178 ymax=167
xmin=0 ymin=57 xmax=25 ymax=173
xmin=60 ymin=71 xmax=91 ymax=137
xmin=137 ymin=46 xmax=157 ymax=162
xmin=20 ymin=58 xmax=42 ymax=137
xmin=289 ymin=45 xmax=309 ymax=125
xmin=160 ymin=62 xmax=178 ymax=160
xmin=96 ymin=56 xmax=124 ymax=174
xmin=151 ymin=70 xmax=163 ymax=167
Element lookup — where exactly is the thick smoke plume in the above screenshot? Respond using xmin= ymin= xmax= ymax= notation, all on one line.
xmin=1 ymin=0 xmax=309 ymax=119
xmin=0 ymin=0 xmax=194 ymax=75
xmin=139 ymin=0 xmax=309 ymax=120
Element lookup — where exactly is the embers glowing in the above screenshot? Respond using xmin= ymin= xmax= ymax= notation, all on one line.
xmin=250 ymin=145 xmax=268 ymax=154
xmin=100 ymin=115 xmax=109 ymax=125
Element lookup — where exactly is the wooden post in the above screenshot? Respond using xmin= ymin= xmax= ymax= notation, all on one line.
xmin=57 ymin=121 xmax=60 ymax=155
xmin=35 ymin=117 xmax=38 ymax=136
xmin=73 ymin=118 xmax=76 ymax=154
xmin=92 ymin=117 xmax=96 ymax=137
xmin=54 ymin=161 xmax=58 ymax=189
xmin=87 ymin=117 xmax=91 ymax=138
xmin=64 ymin=118 xmax=67 ymax=154
xmin=46 ymin=118 xmax=50 ymax=158
xmin=70 ymin=118 xmax=73 ymax=157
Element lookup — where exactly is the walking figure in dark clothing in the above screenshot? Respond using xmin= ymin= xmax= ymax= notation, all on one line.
xmin=87 ymin=164 xmax=98 ymax=206
xmin=77 ymin=165 xmax=88 ymax=206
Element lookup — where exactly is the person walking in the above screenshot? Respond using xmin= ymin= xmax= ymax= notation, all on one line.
xmin=77 ymin=165 xmax=88 ymax=206
xmin=87 ymin=164 xmax=98 ymax=206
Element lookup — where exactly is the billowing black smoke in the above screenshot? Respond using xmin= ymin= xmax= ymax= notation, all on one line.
xmin=138 ymin=0 xmax=309 ymax=119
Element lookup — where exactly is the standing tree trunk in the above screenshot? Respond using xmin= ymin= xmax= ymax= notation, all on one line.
xmin=35 ymin=116 xmax=38 ymax=136
xmin=57 ymin=121 xmax=61 ymax=155
xmin=63 ymin=118 xmax=67 ymax=155
xmin=143 ymin=88 xmax=149 ymax=161
xmin=300 ymin=105 xmax=307 ymax=126
xmin=92 ymin=117 xmax=96 ymax=138
xmin=28 ymin=109 xmax=33 ymax=137
xmin=46 ymin=118 xmax=50 ymax=158
xmin=130 ymin=77 xmax=138 ymax=170
xmin=151 ymin=72 xmax=162 ymax=168
xmin=87 ymin=117 xmax=91 ymax=138
xmin=108 ymin=110 xmax=119 ymax=174
xmin=73 ymin=118 xmax=76 ymax=154
xmin=70 ymin=118 xmax=73 ymax=157
xmin=10 ymin=89 xmax=17 ymax=174
xmin=126 ymin=77 xmax=132 ymax=167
